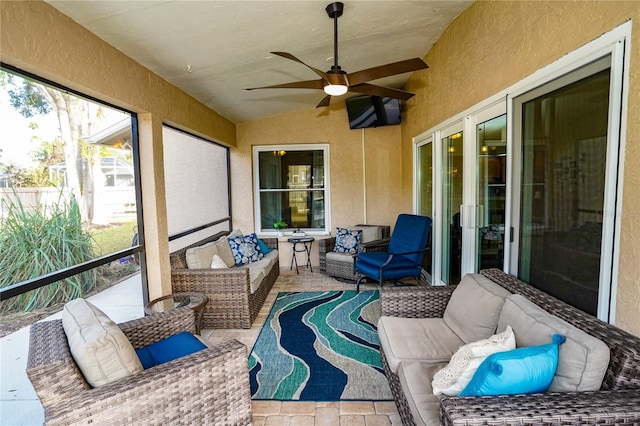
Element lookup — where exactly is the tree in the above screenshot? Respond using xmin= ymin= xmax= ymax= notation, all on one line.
xmin=1 ymin=72 xmax=106 ymax=223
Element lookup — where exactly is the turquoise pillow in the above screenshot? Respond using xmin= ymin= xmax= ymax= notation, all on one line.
xmin=459 ymin=333 xmax=565 ymax=397
xmin=136 ymin=331 xmax=206 ymax=369
xmin=256 ymin=237 xmax=273 ymax=254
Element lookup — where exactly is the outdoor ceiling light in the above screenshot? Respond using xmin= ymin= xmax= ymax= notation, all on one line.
xmin=324 ymin=84 xmax=348 ymax=96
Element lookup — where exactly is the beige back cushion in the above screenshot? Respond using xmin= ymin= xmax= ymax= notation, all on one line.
xmin=349 ymin=226 xmax=382 ymax=243
xmin=443 ymin=274 xmax=512 ymax=343
xmin=214 ymin=229 xmax=242 ymax=267
xmin=497 ymin=294 xmax=610 ymax=392
xmin=185 ymin=241 xmax=218 ymax=269
xmin=62 ymin=298 xmax=142 ymax=387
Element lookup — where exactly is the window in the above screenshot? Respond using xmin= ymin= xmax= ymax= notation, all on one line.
xmin=0 ymin=65 xmax=143 ymax=317
xmin=253 ymin=145 xmax=329 ymax=234
xmin=162 ymin=126 xmax=231 ymax=251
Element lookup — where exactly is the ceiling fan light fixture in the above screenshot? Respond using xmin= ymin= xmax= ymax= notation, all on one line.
xmin=324 ymin=84 xmax=348 ymax=96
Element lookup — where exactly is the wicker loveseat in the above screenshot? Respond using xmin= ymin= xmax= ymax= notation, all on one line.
xmin=379 ymin=268 xmax=640 ymax=425
xmin=170 ymin=231 xmax=279 ymax=329
xmin=318 ymin=224 xmax=391 ymax=281
xmin=27 ymin=307 xmax=252 ymax=425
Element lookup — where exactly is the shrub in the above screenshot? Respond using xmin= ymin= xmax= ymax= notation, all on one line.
xmin=0 ymin=193 xmax=96 ymax=313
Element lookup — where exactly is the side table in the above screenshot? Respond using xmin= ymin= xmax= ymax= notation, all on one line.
xmin=145 ymin=292 xmax=209 ymax=334
xmin=287 ymin=236 xmax=315 ymax=274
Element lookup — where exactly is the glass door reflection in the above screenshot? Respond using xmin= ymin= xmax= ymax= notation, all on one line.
xmin=441 ymin=131 xmax=463 ymax=285
xmin=417 ymin=141 xmax=434 ymax=280
xmin=477 ymin=115 xmax=507 ymax=271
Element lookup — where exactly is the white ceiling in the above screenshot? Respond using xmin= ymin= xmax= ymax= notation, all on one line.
xmin=47 ymin=1 xmax=472 ymax=123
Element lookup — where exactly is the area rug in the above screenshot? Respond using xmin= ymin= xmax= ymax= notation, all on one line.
xmin=248 ymin=290 xmax=393 ymax=401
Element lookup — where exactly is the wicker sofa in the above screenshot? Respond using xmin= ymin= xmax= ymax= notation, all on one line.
xmin=379 ymin=268 xmax=640 ymax=426
xmin=27 ymin=307 xmax=252 ymax=425
xmin=170 ymin=231 xmax=279 ymax=329
xmin=318 ymin=224 xmax=391 ymax=281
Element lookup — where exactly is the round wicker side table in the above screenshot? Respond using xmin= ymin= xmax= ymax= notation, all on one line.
xmin=144 ymin=292 xmax=209 ymax=334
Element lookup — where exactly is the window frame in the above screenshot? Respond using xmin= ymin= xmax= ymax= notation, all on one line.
xmin=0 ymin=63 xmax=146 ymax=303
xmin=252 ymin=144 xmax=330 ymax=235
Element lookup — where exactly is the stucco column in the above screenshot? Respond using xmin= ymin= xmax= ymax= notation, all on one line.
xmin=137 ymin=113 xmax=171 ymax=301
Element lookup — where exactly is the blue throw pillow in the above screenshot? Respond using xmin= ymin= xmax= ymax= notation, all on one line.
xmin=334 ymin=227 xmax=362 ymax=253
xmin=136 ymin=331 xmax=207 ymax=369
xmin=459 ymin=333 xmax=565 ymax=397
xmin=228 ymin=233 xmax=265 ymax=266
xmin=256 ymin=237 xmax=273 ymax=254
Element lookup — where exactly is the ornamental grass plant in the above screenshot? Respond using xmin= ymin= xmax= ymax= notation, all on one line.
xmin=0 ymin=193 xmax=96 ymax=314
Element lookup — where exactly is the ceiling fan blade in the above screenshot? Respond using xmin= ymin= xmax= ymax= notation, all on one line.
xmin=316 ymin=95 xmax=332 ymax=108
xmin=347 ymin=58 xmax=428 ymax=86
xmin=246 ymin=79 xmax=325 ymax=91
xmin=272 ymin=51 xmax=330 ymax=82
xmin=348 ymin=83 xmax=416 ymax=101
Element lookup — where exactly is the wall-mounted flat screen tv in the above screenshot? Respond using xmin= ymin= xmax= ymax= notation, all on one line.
xmin=345 ymin=95 xmax=401 ymax=130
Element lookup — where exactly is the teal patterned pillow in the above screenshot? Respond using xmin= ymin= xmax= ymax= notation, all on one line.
xmin=227 ymin=233 xmax=264 ymax=266
xmin=334 ymin=227 xmax=362 ymax=254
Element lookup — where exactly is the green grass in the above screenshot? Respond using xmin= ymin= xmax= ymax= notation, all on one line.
xmin=90 ymin=219 xmax=138 ymax=255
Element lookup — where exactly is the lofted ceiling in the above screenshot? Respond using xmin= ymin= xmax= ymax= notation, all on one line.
xmin=46 ymin=1 xmax=472 ymax=123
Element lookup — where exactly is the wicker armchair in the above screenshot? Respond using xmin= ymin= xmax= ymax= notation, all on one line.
xmin=27 ymin=307 xmax=252 ymax=425
xmin=170 ymin=231 xmax=279 ymax=329
xmin=318 ymin=224 xmax=391 ymax=281
xmin=379 ymin=270 xmax=640 ymax=425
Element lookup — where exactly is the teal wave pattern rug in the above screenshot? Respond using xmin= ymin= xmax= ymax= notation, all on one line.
xmin=248 ymin=290 xmax=392 ymax=401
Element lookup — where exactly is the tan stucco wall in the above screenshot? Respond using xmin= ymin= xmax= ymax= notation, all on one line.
xmin=0 ymin=0 xmax=236 ymax=300
xmin=401 ymin=0 xmax=640 ymax=335
xmin=2 ymin=1 xmax=638 ymax=335
xmin=234 ymin=104 xmax=403 ymax=265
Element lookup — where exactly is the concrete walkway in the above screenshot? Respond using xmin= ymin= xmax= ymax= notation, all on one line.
xmin=0 ymin=274 xmax=144 ymax=426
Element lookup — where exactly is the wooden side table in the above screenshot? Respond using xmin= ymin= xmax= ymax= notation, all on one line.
xmin=145 ymin=292 xmax=209 ymax=334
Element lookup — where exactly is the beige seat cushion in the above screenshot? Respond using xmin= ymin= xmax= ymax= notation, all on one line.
xmin=247 ymin=259 xmax=269 ymax=292
xmin=497 ymin=294 xmax=610 ymax=392
xmin=249 ymin=270 xmax=265 ymax=294
xmin=262 ymin=249 xmax=280 ymax=269
xmin=443 ymin=273 xmax=512 ymax=343
xmin=398 ymin=361 xmax=447 ymax=426
xmin=62 ymin=298 xmax=142 ymax=387
xmin=185 ymin=241 xmax=218 ymax=269
xmin=326 ymin=251 xmax=354 ymax=263
xmin=378 ymin=316 xmax=463 ymax=374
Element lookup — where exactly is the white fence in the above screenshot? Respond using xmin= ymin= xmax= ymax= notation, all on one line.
xmin=0 ymin=187 xmax=136 ymax=221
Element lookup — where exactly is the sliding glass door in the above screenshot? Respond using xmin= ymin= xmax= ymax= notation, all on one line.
xmin=440 ymin=125 xmax=464 ymax=285
xmin=476 ymin=114 xmax=507 ymax=271
xmin=511 ymin=55 xmax=619 ymax=318
xmin=414 ymin=25 xmax=628 ymax=322
xmin=417 ymin=107 xmax=507 ymax=286
xmin=416 ymin=138 xmax=434 ymax=281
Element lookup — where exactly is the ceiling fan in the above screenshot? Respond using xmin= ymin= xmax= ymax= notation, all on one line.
xmin=246 ymin=2 xmax=429 ymax=108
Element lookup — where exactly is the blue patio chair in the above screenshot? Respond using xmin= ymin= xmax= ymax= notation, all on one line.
xmin=354 ymin=214 xmax=432 ymax=292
